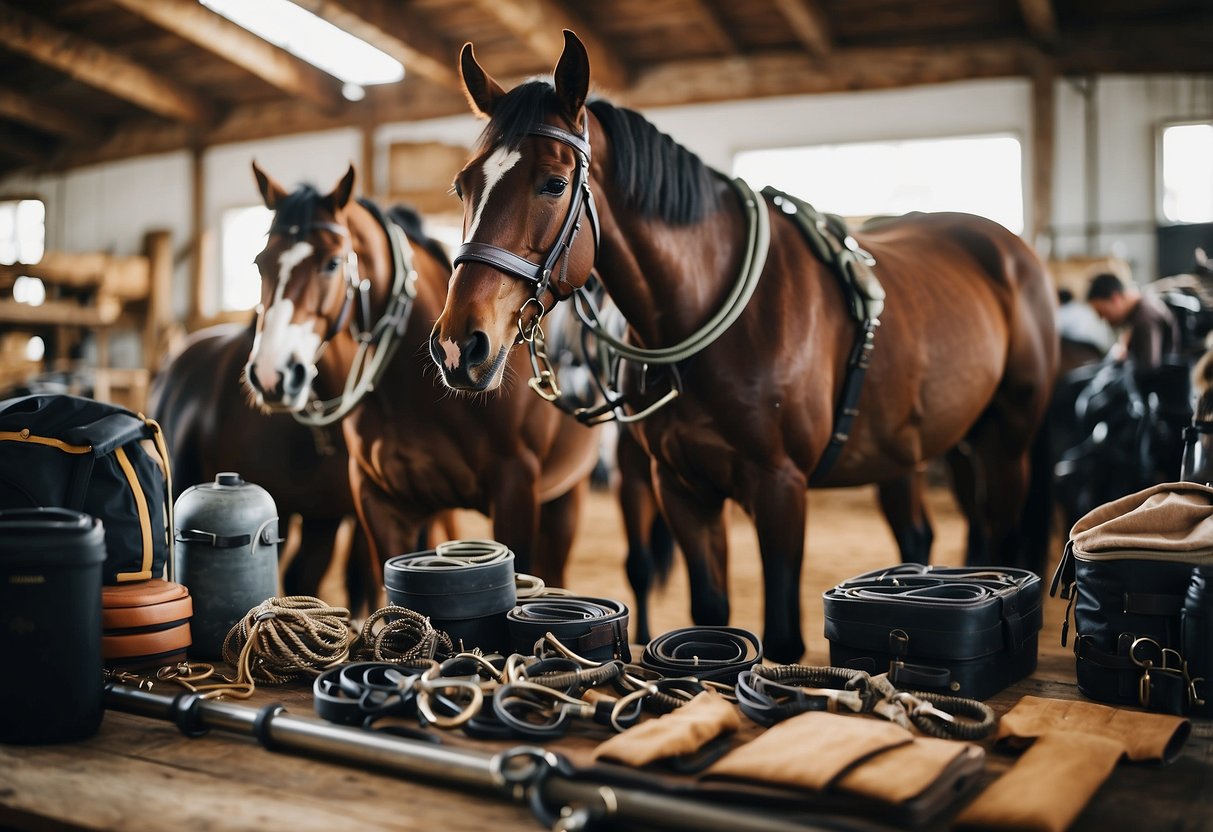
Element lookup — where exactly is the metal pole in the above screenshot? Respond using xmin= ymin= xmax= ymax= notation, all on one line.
xmin=105 ymin=685 xmax=853 ymax=832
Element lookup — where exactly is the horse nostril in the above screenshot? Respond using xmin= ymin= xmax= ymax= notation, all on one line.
xmin=283 ymin=362 xmax=307 ymax=397
xmin=465 ymin=330 xmax=491 ymax=367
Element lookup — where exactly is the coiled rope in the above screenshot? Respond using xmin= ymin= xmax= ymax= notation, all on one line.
xmin=351 ymin=605 xmax=454 ymax=663
xmin=220 ymin=596 xmax=354 ymax=685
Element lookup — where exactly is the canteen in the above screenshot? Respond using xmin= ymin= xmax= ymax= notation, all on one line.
xmin=174 ymin=472 xmax=280 ymax=658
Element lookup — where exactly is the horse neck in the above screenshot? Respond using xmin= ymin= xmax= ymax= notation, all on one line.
xmin=590 ymin=164 xmax=747 ymax=349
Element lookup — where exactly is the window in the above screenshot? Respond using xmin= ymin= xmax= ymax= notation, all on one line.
xmin=0 ymin=198 xmax=45 ymax=265
xmin=733 ymin=134 xmax=1024 ymax=234
xmin=1160 ymin=122 xmax=1213 ymax=224
xmin=220 ymin=205 xmax=273 ymax=312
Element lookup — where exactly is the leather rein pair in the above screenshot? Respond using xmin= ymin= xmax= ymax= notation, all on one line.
xmin=453 ymin=118 xmax=771 ymax=426
xmin=271 ymin=198 xmax=418 ymax=427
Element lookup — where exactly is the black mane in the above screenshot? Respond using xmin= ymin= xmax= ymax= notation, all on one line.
xmin=475 ymin=80 xmax=722 ymax=225
xmin=272 ymin=183 xmax=450 ymax=270
xmin=269 ymin=184 xmax=321 ymax=241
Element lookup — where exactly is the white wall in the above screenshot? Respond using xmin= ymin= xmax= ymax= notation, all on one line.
xmin=2 ymin=72 xmax=1210 ymax=339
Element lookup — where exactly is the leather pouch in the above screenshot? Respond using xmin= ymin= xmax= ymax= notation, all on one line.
xmin=593 ymin=691 xmax=740 ymax=767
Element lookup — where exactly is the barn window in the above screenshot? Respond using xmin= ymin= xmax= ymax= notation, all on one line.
xmin=733 ymin=135 xmax=1024 ymax=234
xmin=0 ymin=198 xmax=46 ymax=265
xmin=1160 ymin=122 xmax=1213 ymax=224
xmin=219 ymin=205 xmax=273 ymax=311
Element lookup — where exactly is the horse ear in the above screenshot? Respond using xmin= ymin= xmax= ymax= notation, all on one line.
xmin=252 ymin=160 xmax=288 ymax=210
xmin=553 ymin=30 xmax=589 ymax=127
xmin=460 ymin=42 xmax=505 ymax=119
xmin=325 ymin=164 xmax=356 ymax=212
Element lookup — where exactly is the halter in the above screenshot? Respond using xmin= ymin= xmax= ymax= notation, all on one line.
xmin=265 ymin=198 xmax=418 ymax=427
xmin=452 ymin=116 xmax=771 ymax=426
xmin=451 ymin=121 xmax=600 ymax=323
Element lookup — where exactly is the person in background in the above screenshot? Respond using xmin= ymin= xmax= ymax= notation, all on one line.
xmin=1086 ymin=272 xmax=1181 ymax=373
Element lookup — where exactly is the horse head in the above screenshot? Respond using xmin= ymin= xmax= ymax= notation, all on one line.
xmin=245 ymin=162 xmax=391 ymax=412
xmin=430 ymin=31 xmax=598 ymax=391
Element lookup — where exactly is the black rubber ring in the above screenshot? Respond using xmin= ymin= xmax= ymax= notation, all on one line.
xmin=252 ymin=703 xmax=286 ymax=751
xmin=171 ymin=691 xmax=209 ymax=738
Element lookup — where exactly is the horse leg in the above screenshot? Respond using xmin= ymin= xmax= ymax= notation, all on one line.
xmin=750 ymin=463 xmax=809 ymax=663
xmin=344 ymin=521 xmax=377 ymax=617
xmin=282 ymin=514 xmax=342 ymax=601
xmin=876 ymin=470 xmax=934 ymax=565
xmin=618 ymin=427 xmax=669 ymax=644
xmin=489 ymin=457 xmax=541 ymax=575
xmin=533 ymin=480 xmax=585 ymax=587
xmin=945 ymin=442 xmax=988 ymax=562
xmin=961 ymin=416 xmax=1034 ymax=568
xmin=653 ymin=464 xmax=729 ymax=630
xmin=349 ymin=464 xmax=422 ymax=607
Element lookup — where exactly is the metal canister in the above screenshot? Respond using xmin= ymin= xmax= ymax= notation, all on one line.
xmin=173 ymin=472 xmax=280 ymax=658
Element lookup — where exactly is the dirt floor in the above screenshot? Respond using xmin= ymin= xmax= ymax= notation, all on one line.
xmin=431 ymin=483 xmax=1071 ymax=665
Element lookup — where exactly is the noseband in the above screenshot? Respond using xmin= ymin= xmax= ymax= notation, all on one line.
xmin=451 ymin=121 xmax=600 ymax=324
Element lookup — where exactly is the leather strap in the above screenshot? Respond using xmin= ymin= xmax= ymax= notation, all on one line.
xmin=507 ymin=596 xmax=631 ymax=662
xmin=640 ymin=626 xmax=762 ymax=684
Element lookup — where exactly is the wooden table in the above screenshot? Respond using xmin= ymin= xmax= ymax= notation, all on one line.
xmin=1 ymin=653 xmax=1210 ymax=831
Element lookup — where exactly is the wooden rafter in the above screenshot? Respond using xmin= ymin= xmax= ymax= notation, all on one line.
xmin=110 ymin=0 xmax=347 ymax=114
xmin=684 ymin=0 xmax=741 ymax=56
xmin=43 ymin=22 xmax=1213 ymax=175
xmin=0 ymin=86 xmax=103 ymax=142
xmin=290 ymin=0 xmax=461 ymax=91
xmin=0 ymin=1 xmax=214 ymax=123
xmin=772 ymin=0 xmax=832 ymax=56
xmin=1018 ymin=0 xmax=1058 ymax=42
xmin=467 ymin=0 xmax=630 ymax=91
xmin=0 ymin=127 xmax=49 ymax=165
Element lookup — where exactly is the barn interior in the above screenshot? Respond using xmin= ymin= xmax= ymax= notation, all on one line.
xmin=0 ymin=2 xmax=1211 ymax=830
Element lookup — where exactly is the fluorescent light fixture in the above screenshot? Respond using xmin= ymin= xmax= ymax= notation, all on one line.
xmin=200 ymin=0 xmax=404 ymax=86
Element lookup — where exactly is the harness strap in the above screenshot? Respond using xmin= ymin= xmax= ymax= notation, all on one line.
xmin=760 ymin=186 xmax=883 ymax=484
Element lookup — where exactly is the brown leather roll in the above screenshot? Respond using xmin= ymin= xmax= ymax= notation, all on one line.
xmin=101 ymin=579 xmax=192 ymax=666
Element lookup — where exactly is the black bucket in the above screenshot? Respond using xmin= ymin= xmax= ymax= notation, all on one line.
xmin=0 ymin=507 xmax=106 ymax=744
xmin=384 ymin=541 xmax=516 ymax=653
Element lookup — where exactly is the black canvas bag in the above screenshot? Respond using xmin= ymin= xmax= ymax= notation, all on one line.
xmin=0 ymin=394 xmax=172 ymax=584
xmin=823 ymin=564 xmax=1041 ymax=700
xmin=1051 ymin=482 xmax=1213 ymax=715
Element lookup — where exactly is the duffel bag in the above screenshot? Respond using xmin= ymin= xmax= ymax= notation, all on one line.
xmin=1051 ymin=481 xmax=1213 ymax=715
xmin=0 ymin=394 xmax=172 ymax=584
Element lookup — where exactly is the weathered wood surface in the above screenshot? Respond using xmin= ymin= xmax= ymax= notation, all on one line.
xmin=0 ymin=650 xmax=1208 ymax=832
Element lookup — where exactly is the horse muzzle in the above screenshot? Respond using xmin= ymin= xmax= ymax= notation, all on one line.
xmin=246 ymin=358 xmax=314 ymax=411
xmin=428 ymin=328 xmax=507 ymax=391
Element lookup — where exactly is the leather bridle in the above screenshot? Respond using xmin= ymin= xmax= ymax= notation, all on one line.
xmin=264 ymin=197 xmax=417 ymax=426
xmin=450 ymin=121 xmax=600 ymax=334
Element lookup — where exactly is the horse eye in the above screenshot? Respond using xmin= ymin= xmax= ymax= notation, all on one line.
xmin=325 ymin=256 xmax=342 ymax=273
xmin=451 ymin=180 xmax=463 ymax=200
xmin=541 ymin=177 xmax=568 ymax=196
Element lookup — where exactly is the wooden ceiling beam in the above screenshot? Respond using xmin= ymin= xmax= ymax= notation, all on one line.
xmin=771 ymin=0 xmax=833 ymax=56
xmin=290 ymin=0 xmax=462 ymax=91
xmin=0 ymin=1 xmax=214 ymax=123
xmin=1018 ymin=0 xmax=1058 ymax=43
xmin=0 ymin=86 xmax=104 ymax=142
xmin=683 ymin=0 xmax=742 ymax=56
xmin=44 ymin=22 xmax=1213 ymax=174
xmin=110 ymin=0 xmax=347 ymax=114
xmin=466 ymin=0 xmax=630 ymax=91
xmin=0 ymin=125 xmax=53 ymax=165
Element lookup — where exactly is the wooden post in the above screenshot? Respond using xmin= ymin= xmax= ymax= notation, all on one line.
xmin=189 ymin=144 xmax=207 ymax=329
xmin=142 ymin=229 xmax=173 ymax=374
xmin=1030 ymin=64 xmax=1056 ymax=256
xmin=361 ymin=118 xmax=376 ymax=201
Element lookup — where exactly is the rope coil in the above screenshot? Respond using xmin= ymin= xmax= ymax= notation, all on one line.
xmin=351 ymin=606 xmax=454 ymax=663
xmin=221 ymin=596 xmax=355 ymax=684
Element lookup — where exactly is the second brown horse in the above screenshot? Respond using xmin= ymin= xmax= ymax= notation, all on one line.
xmin=245 ymin=163 xmax=600 ymax=583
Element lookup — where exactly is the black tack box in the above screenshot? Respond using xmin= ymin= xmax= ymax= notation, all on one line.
xmin=823 ymin=564 xmax=1042 ymax=700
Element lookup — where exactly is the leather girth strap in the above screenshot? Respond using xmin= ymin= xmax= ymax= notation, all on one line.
xmin=761 ymin=186 xmax=883 ymax=484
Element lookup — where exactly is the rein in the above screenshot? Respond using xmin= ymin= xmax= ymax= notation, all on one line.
xmin=288 ymin=198 xmax=418 ymax=427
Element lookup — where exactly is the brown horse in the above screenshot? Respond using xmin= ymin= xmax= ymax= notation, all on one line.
xmin=430 ymin=32 xmax=1060 ymax=661
xmin=244 ymin=163 xmax=601 ymax=583
xmin=148 ymin=323 xmax=374 ymax=608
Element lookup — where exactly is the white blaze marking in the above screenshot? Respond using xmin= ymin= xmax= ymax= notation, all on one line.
xmin=439 ymin=337 xmax=462 ymax=370
xmin=465 ymin=146 xmax=521 ymax=241
xmin=249 ymin=241 xmax=322 ymax=402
